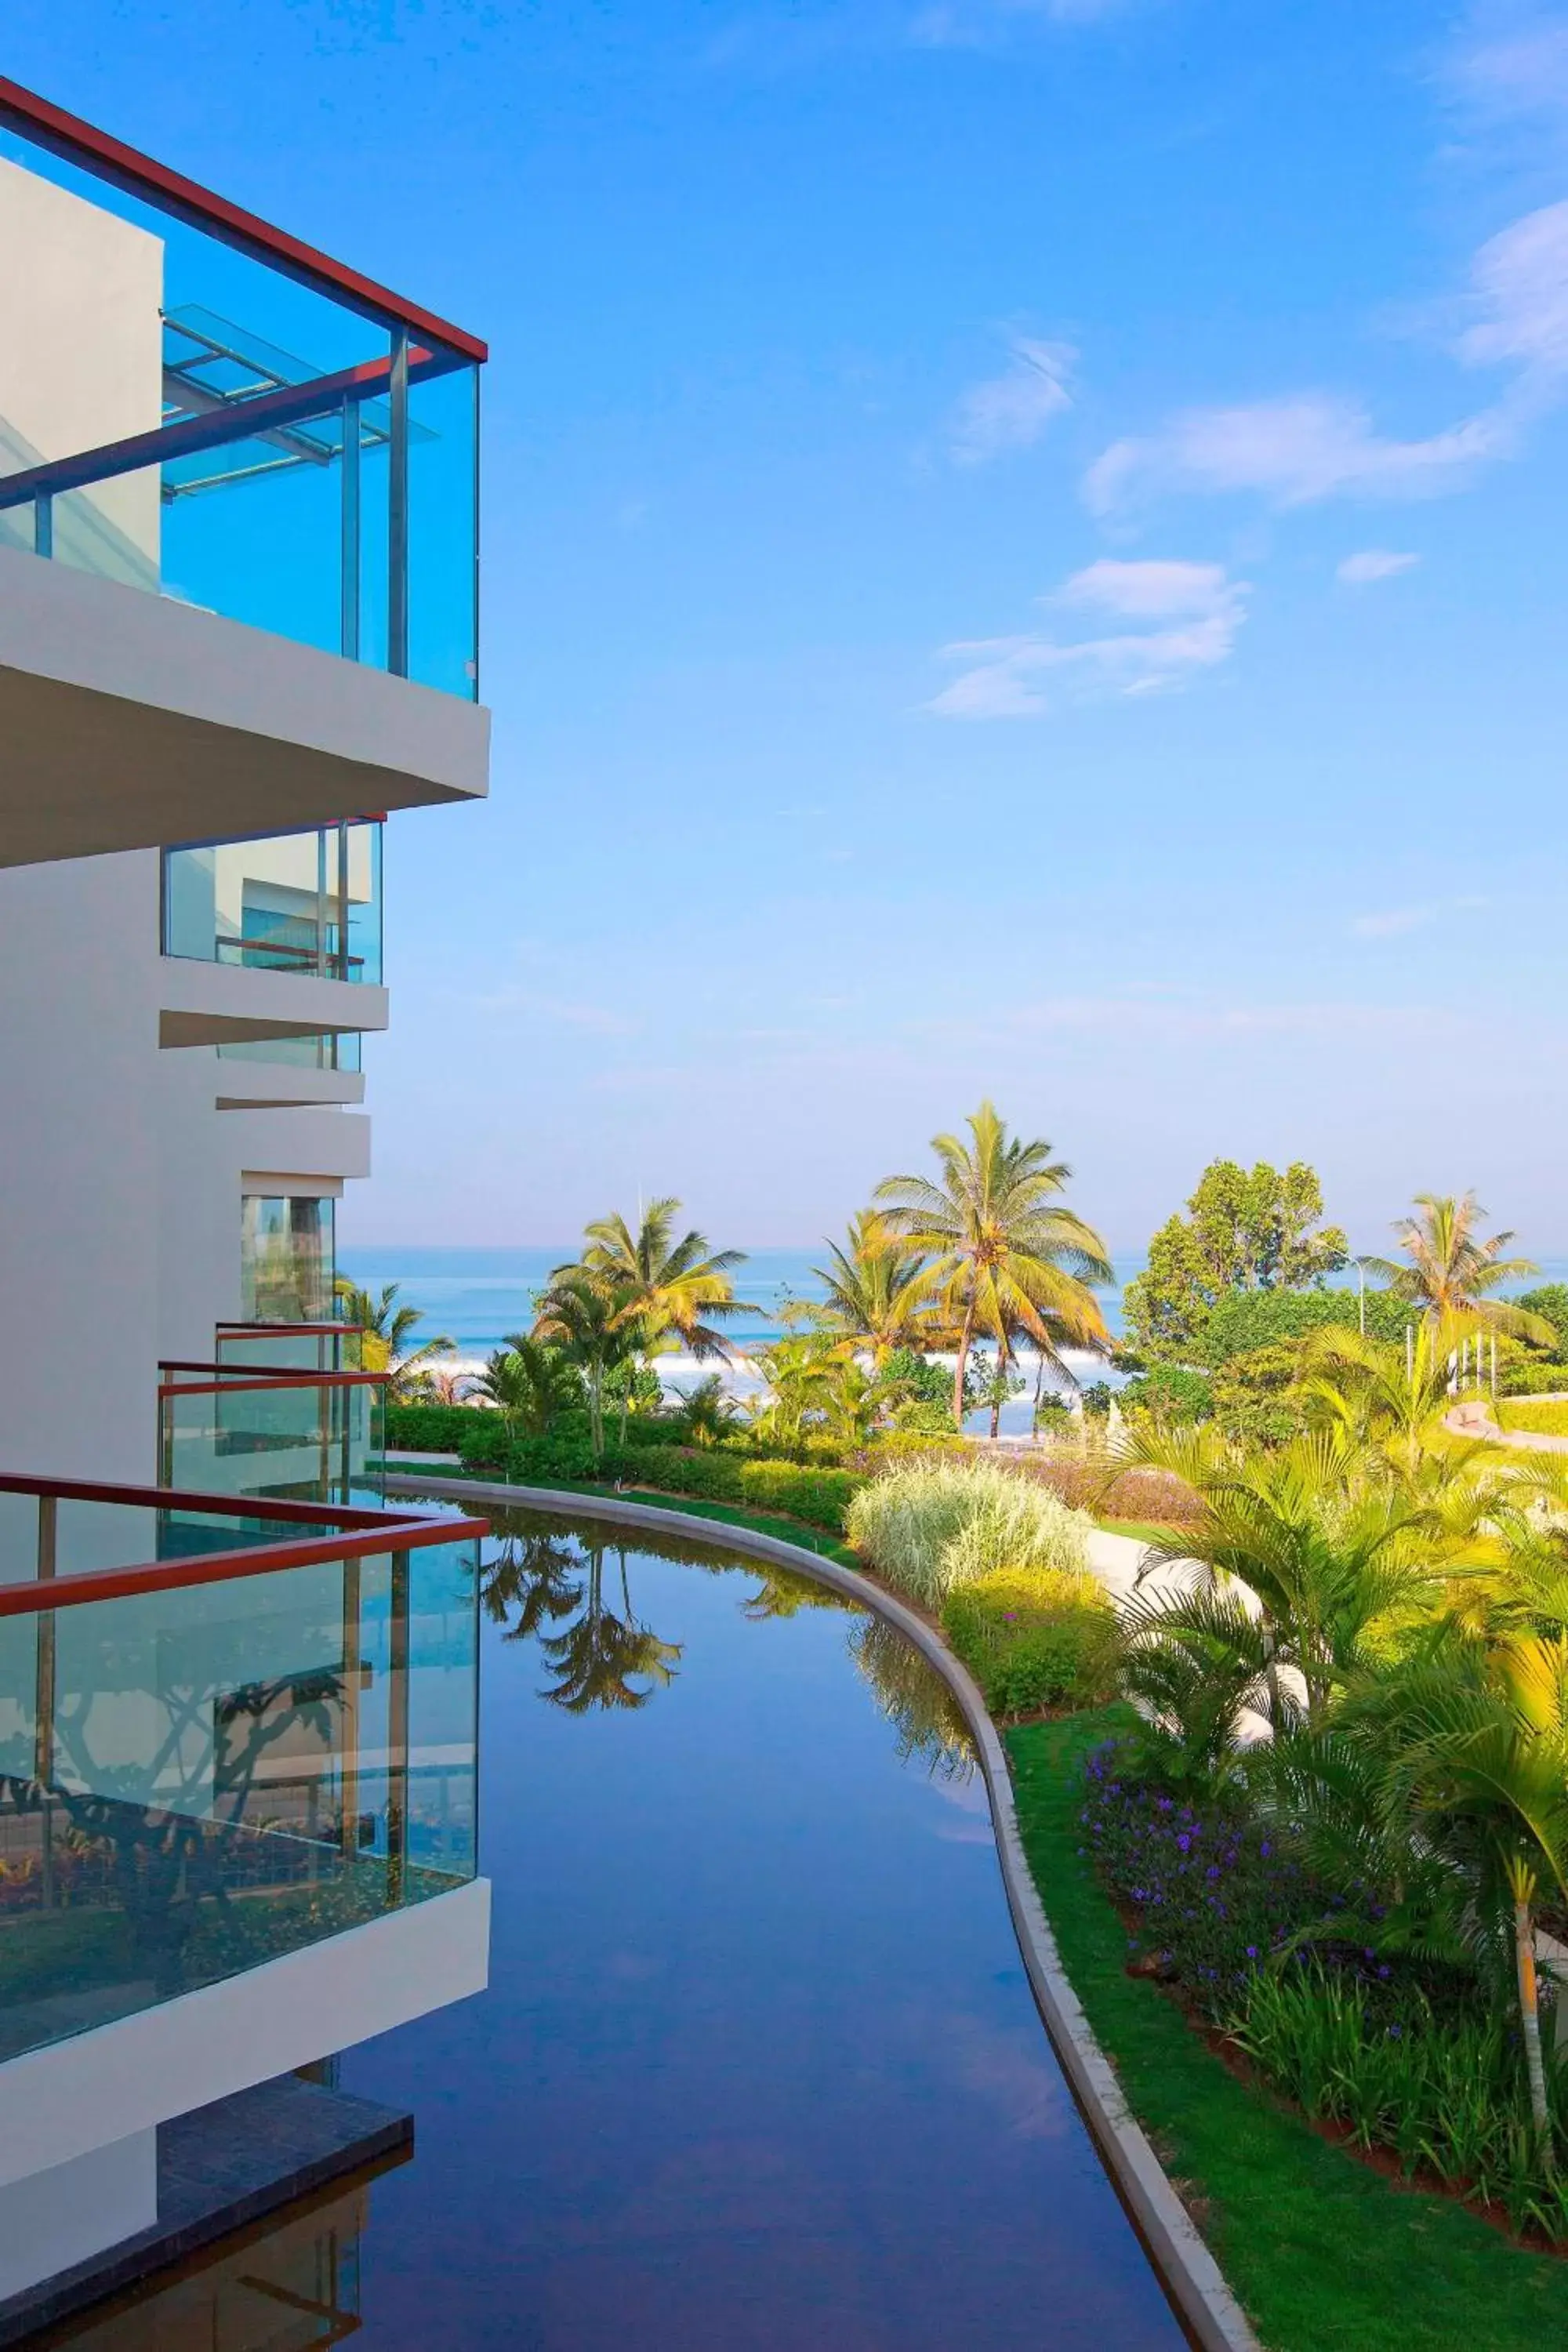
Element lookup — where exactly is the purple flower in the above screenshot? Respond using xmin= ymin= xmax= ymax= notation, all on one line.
xmin=1387 ymin=2024 xmax=1403 ymax=2039
xmin=1177 ymin=1833 xmax=1192 ymax=1854
xmin=1206 ymin=1865 xmax=1221 ymax=1881
xmin=1246 ymin=1945 xmax=1258 ymax=1959
xmin=1259 ymin=1841 xmax=1272 ymax=1858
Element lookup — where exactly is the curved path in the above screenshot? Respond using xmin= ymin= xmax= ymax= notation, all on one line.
xmin=1444 ymin=1399 xmax=1568 ymax=1452
xmin=387 ymin=1472 xmax=1259 ymax=2352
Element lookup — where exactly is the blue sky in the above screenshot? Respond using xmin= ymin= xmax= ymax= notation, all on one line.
xmin=13 ymin=0 xmax=1568 ymax=1251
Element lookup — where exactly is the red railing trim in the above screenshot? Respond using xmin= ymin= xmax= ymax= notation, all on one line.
xmin=0 ymin=1511 xmax=489 ymax=1619
xmin=158 ymin=1362 xmax=391 ymax=1393
xmin=0 ymin=77 xmax=488 ymax=364
xmin=0 ymin=1468 xmax=405 ymax=1524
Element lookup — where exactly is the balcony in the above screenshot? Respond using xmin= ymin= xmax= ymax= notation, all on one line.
xmin=159 ymin=820 xmax=387 ymax=1052
xmin=159 ymin=1362 xmax=388 ymax=1507
xmin=0 ymin=80 xmax=488 ymax=867
xmin=0 ymin=1474 xmax=485 ymax=2068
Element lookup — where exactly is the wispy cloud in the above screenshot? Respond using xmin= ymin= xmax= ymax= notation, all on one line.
xmin=1084 ymin=196 xmax=1568 ymax=514
xmin=928 ymin=557 xmax=1247 ymax=719
xmin=1338 ymin=548 xmax=1421 ymax=584
xmin=1351 ymin=895 xmax=1487 ymax=939
xmin=1443 ymin=8 xmax=1568 ymax=136
xmin=465 ymin=983 xmax=639 ymax=1036
xmin=913 ymin=0 xmax=1133 ymax=43
xmin=949 ymin=336 xmax=1074 ymax=465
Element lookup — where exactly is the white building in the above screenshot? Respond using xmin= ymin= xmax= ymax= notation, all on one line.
xmin=0 ymin=82 xmax=492 ymax=2327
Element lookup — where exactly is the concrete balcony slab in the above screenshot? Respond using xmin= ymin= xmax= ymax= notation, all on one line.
xmin=0 ymin=543 xmax=489 ymax=869
xmin=159 ymin=956 xmax=388 ymax=1047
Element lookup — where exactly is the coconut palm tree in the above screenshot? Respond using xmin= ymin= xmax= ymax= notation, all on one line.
xmin=1362 ymin=1194 xmax=1552 ymax=1342
xmin=581 ymin=1199 xmax=754 ymax=1363
xmin=874 ymin=1102 xmax=1112 ymax=1427
xmin=333 ymin=1279 xmax=455 ymax=1396
xmin=811 ymin=1210 xmax=940 ymax=1365
xmin=531 ymin=1268 xmax=641 ymax=1460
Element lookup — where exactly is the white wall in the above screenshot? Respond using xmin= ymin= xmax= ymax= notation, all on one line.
xmin=0 ymin=2129 xmax=158 ymax=2303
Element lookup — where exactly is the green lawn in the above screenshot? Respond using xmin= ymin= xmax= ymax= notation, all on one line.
xmin=1497 ymin=1397 xmax=1568 ymax=1437
xmin=1007 ymin=1708 xmax=1568 ymax=2351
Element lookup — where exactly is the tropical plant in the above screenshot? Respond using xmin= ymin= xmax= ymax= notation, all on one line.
xmin=745 ymin=1320 xmax=844 ymax=1452
xmin=811 ymin=1210 xmax=939 ymax=1364
xmin=670 ymin=1371 xmax=742 ymax=1447
xmin=531 ymin=1268 xmax=641 ymax=1460
xmin=1122 ymin=1160 xmax=1348 ymax=1360
xmin=401 ymin=1363 xmax=474 ymax=1408
xmin=333 ymin=1279 xmax=454 ymax=1396
xmin=533 ymin=1535 xmax=683 ymax=1713
xmin=874 ymin=1101 xmax=1112 ymax=1426
xmin=1362 ymin=1193 xmax=1552 ymax=1341
xmin=470 ymin=1335 xmax=583 ymax=1441
xmin=847 ymin=1457 xmax=1093 ymax=1609
xmin=582 ymin=1198 xmax=753 ymax=1362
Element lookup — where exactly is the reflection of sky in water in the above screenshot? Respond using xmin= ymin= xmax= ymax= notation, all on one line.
xmin=341 ymin=1514 xmax=1183 ymax=2350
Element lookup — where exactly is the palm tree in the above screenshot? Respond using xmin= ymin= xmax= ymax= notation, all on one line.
xmin=582 ymin=1198 xmax=754 ymax=1362
xmin=811 ymin=1210 xmax=940 ymax=1366
xmin=671 ymin=1371 xmax=742 ymax=1448
xmin=874 ymin=1102 xmax=1112 ymax=1427
xmin=531 ymin=1268 xmax=640 ymax=1460
xmin=1362 ymin=1194 xmax=1552 ymax=1342
xmin=334 ymin=1279 xmax=455 ymax=1396
xmin=470 ymin=1335 xmax=582 ymax=1442
xmin=1118 ymin=1424 xmax=1442 ymax=1732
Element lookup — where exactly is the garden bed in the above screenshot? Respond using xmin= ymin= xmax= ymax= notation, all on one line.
xmin=1008 ymin=1708 xmax=1568 ymax=2352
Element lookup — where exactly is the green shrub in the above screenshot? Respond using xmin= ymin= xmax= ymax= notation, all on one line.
xmin=943 ymin=1569 xmax=1116 ymax=1716
xmin=1516 ymin=1284 xmax=1568 ymax=1352
xmin=846 ymin=1459 xmax=1094 ymax=1608
xmin=737 ymin=1459 xmax=860 ymax=1533
xmin=386 ymin=1403 xmax=492 ymax=1454
xmin=1497 ymin=1363 xmax=1568 ymax=1401
xmin=1210 ymin=1345 xmax=1307 ymax=1444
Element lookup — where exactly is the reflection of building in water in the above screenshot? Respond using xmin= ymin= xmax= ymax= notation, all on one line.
xmin=48 ymin=2178 xmax=370 ymax=2350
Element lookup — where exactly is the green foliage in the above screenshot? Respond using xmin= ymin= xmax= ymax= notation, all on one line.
xmin=845 ymin=1458 xmax=1094 ymax=1609
xmin=385 ymin=1403 xmax=487 ymax=1454
xmin=1497 ymin=1361 xmax=1568 ymax=1399
xmin=1011 ymin=1709 xmax=1568 ymax=2352
xmin=1210 ymin=1343 xmax=1308 ymax=1443
xmin=1120 ymin=1363 xmax=1214 ymax=1423
xmin=1189 ymin=1284 xmax=1408 ymax=1368
xmin=1123 ymin=1160 xmax=1348 ymax=1359
xmin=1497 ymin=1396 xmax=1568 ymax=1434
xmin=942 ymin=1568 xmax=1116 ymax=1716
xmin=1516 ymin=1285 xmax=1568 ymax=1352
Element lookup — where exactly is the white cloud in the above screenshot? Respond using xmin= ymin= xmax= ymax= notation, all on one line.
xmin=1352 ymin=894 xmax=1487 ymax=939
xmin=928 ymin=558 xmax=1248 ymax=719
xmin=1084 ymin=193 xmax=1568 ymax=515
xmin=949 ymin=336 xmax=1074 ymax=464
xmin=1337 ymin=548 xmax=1421 ymax=584
xmin=1444 ymin=11 xmax=1568 ymax=132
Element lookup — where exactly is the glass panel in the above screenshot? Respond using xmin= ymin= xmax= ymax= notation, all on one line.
xmin=407 ymin=364 xmax=479 ymax=700
xmin=0 ymin=129 xmax=481 ymax=694
xmin=161 ymin=1377 xmax=386 ymax=1508
xmin=241 ymin=1197 xmax=336 ymax=1324
xmin=0 ymin=1534 xmax=480 ymax=2063
xmin=216 ymin=1327 xmax=347 ymax=1374
xmin=162 ymin=822 xmax=381 ymax=985
xmin=217 ymin=1028 xmax=362 ymax=1073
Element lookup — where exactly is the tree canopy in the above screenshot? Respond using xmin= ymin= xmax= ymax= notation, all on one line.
xmin=1123 ymin=1159 xmax=1348 ymax=1359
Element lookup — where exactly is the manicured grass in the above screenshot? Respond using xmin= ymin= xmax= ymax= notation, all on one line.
xmin=1497 ymin=1397 xmax=1568 ymax=1437
xmin=1007 ymin=1708 xmax=1568 ymax=2351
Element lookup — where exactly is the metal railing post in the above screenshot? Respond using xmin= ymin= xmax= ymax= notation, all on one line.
xmin=386 ymin=1548 xmax=410 ymax=1906
xmin=339 ymin=392 xmax=361 ymax=661
xmin=387 ymin=329 xmax=409 ymax=678
xmin=32 ymin=490 xmax=52 ymax=559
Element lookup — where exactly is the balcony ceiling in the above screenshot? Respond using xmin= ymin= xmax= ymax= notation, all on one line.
xmin=0 ymin=544 xmax=488 ymax=869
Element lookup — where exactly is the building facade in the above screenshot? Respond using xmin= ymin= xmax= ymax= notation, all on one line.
xmin=0 ymin=80 xmax=492 ymax=2323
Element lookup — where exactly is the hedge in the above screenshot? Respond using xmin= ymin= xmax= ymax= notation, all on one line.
xmin=446 ymin=1424 xmax=862 ymax=1535
xmin=385 ymin=1403 xmax=492 ymax=1453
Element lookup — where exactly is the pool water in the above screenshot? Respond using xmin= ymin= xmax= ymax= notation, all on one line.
xmin=328 ymin=1508 xmax=1186 ymax=2348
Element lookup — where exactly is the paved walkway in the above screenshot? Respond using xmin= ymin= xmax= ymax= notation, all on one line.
xmin=1444 ymin=1398 xmax=1568 ymax=1452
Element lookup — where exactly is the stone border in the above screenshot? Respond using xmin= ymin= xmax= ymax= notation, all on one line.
xmin=389 ymin=1473 xmax=1260 ymax=2352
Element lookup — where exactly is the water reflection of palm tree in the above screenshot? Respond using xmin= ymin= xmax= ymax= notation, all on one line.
xmin=487 ymin=1531 xmax=683 ymax=1714
xmin=849 ymin=1617 xmax=974 ymax=1785
xmin=480 ymin=1530 xmax=582 ymax=1642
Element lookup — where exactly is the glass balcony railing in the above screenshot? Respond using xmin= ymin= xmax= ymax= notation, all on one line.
xmin=241 ymin=1197 xmax=337 ymax=1327
xmin=216 ymin=1322 xmax=358 ymax=1374
xmin=160 ymin=1363 xmax=388 ymax=1508
xmin=163 ymin=821 xmax=382 ymax=985
xmin=0 ymin=1473 xmax=485 ymax=2067
xmin=0 ymin=84 xmax=481 ymax=699
xmin=217 ymin=1029 xmax=362 ymax=1074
